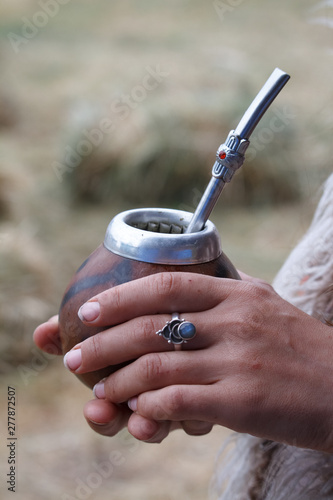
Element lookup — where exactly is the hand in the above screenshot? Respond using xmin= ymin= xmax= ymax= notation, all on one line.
xmin=33 ymin=315 xmax=211 ymax=442
xmin=63 ymin=271 xmax=333 ymax=452
xmin=33 ymin=316 xmax=132 ymax=438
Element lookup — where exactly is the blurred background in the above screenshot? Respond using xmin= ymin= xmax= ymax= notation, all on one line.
xmin=0 ymin=0 xmax=332 ymax=498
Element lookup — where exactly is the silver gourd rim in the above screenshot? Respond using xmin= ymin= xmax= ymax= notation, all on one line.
xmin=104 ymin=208 xmax=222 ymax=265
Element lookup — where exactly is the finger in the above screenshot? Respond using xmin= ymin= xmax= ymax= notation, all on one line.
xmin=77 ymin=272 xmax=233 ymax=327
xmin=130 ymin=385 xmax=235 ymax=428
xmin=83 ymin=399 xmax=131 ymax=437
xmin=33 ymin=315 xmax=63 ymax=355
xmin=99 ymin=350 xmax=220 ymax=404
xmin=127 ymin=413 xmax=172 ymax=443
xmin=237 ymin=270 xmax=271 ymax=287
xmin=64 ymin=314 xmax=172 ymax=374
xmin=180 ymin=420 xmax=214 ymax=436
xmin=64 ymin=311 xmax=210 ymax=375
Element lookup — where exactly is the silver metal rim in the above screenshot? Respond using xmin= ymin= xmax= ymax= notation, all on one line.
xmin=104 ymin=208 xmax=222 ymax=265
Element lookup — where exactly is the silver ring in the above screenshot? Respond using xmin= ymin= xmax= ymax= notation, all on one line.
xmin=156 ymin=313 xmax=196 ymax=345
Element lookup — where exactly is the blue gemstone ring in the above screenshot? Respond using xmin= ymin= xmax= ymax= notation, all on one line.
xmin=156 ymin=313 xmax=196 ymax=345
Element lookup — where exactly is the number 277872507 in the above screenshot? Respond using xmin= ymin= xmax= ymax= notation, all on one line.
xmin=7 ymin=387 xmax=16 ymax=437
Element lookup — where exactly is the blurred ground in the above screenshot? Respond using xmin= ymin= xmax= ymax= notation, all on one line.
xmin=0 ymin=1 xmax=333 ymax=499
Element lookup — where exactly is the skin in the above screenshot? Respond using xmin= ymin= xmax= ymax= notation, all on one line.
xmin=33 ymin=271 xmax=333 ymax=452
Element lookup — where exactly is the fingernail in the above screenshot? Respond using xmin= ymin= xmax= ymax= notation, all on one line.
xmin=88 ymin=419 xmax=107 ymax=426
xmin=128 ymin=397 xmax=138 ymax=412
xmin=78 ymin=301 xmax=100 ymax=323
xmin=63 ymin=348 xmax=82 ymax=372
xmin=93 ymin=381 xmax=106 ymax=399
xmin=48 ymin=315 xmax=59 ymax=324
xmin=182 ymin=420 xmax=213 ymax=435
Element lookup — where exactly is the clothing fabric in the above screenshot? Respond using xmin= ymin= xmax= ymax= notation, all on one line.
xmin=211 ymin=174 xmax=333 ymax=500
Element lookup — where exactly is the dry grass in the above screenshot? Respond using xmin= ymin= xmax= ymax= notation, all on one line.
xmin=0 ymin=1 xmax=333 ymax=499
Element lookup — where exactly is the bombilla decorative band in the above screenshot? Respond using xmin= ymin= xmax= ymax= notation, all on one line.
xmin=185 ymin=68 xmax=290 ymax=234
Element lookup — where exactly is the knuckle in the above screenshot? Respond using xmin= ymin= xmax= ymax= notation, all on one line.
xmin=86 ymin=334 xmax=103 ymax=365
xmin=97 ymin=289 xmax=110 ymax=306
xmin=137 ymin=316 xmax=158 ymax=342
xmin=151 ymin=272 xmax=179 ymax=300
xmin=100 ymin=286 xmax=120 ymax=314
xmin=139 ymin=353 xmax=167 ymax=382
xmin=250 ymin=281 xmax=274 ymax=306
xmin=232 ymin=282 xmax=275 ymax=340
xmin=160 ymin=386 xmax=186 ymax=419
xmin=98 ymin=284 xmax=127 ymax=320
xmin=243 ymin=278 xmax=272 ymax=298
xmin=244 ymin=311 xmax=264 ymax=338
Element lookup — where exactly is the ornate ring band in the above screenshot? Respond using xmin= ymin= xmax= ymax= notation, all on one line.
xmin=156 ymin=312 xmax=196 ymax=345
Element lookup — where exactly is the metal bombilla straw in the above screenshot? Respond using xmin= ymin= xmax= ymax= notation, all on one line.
xmin=161 ymin=69 xmax=291 ymax=346
xmin=185 ymin=68 xmax=291 ymax=234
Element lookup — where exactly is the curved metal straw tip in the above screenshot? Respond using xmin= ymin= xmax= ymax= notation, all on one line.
xmin=185 ymin=68 xmax=291 ymax=234
xmin=234 ymin=67 xmax=290 ymax=140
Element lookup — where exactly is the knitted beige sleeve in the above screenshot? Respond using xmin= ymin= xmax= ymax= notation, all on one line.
xmin=273 ymin=173 xmax=333 ymax=321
